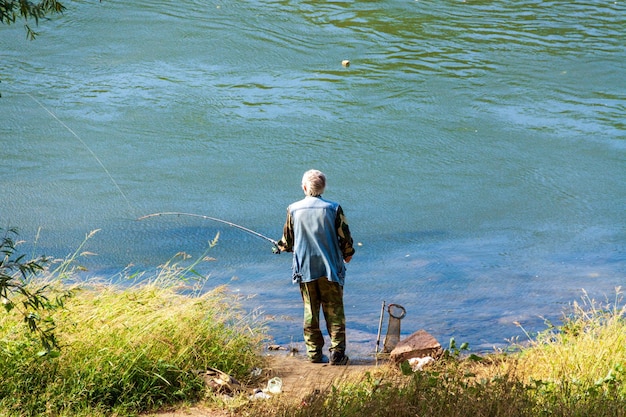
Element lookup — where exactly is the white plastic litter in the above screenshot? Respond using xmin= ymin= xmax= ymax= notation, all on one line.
xmin=408 ymin=356 xmax=435 ymax=371
xmin=267 ymin=377 xmax=283 ymax=394
xmin=250 ymin=389 xmax=271 ymax=400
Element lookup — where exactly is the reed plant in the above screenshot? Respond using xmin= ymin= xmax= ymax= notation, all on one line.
xmin=0 ymin=233 xmax=267 ymax=417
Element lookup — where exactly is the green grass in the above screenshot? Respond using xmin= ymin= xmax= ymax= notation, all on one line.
xmin=0 ymin=244 xmax=267 ymax=417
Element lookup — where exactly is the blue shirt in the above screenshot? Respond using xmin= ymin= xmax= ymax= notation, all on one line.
xmin=282 ymin=196 xmax=350 ymax=286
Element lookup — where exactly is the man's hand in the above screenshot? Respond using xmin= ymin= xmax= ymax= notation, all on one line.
xmin=344 ymin=255 xmax=352 ymax=263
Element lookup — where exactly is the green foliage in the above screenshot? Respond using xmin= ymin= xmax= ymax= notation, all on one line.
xmin=0 ymin=227 xmax=70 ymax=355
xmin=443 ymin=337 xmax=470 ymax=359
xmin=0 ymin=237 xmax=267 ymax=416
xmin=0 ymin=0 xmax=66 ymax=39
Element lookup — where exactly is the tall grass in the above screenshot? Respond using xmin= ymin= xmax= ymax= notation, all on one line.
xmin=0 ymin=240 xmax=267 ymax=416
xmin=512 ymin=288 xmax=626 ymax=413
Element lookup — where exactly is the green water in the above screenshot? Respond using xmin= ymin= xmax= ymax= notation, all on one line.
xmin=1 ymin=0 xmax=624 ymax=354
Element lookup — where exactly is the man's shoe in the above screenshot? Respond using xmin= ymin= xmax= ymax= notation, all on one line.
xmin=330 ymin=351 xmax=349 ymax=366
xmin=310 ymin=354 xmax=329 ymax=364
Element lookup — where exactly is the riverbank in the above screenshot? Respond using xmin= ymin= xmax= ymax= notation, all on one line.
xmin=151 ymin=290 xmax=626 ymax=417
xmin=0 ymin=247 xmax=624 ymax=416
xmin=146 ymin=353 xmax=380 ymax=417
xmin=145 ymin=304 xmax=626 ymax=417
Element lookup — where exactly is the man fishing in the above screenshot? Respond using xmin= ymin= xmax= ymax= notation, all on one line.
xmin=275 ymin=169 xmax=355 ymax=365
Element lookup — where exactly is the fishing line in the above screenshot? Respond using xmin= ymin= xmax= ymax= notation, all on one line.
xmin=138 ymin=212 xmax=279 ymax=249
xmin=25 ymin=92 xmax=134 ymax=214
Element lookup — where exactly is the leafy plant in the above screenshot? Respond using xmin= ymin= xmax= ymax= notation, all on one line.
xmin=0 ymin=0 xmax=66 ymax=39
xmin=0 ymin=227 xmax=70 ymax=355
xmin=443 ymin=337 xmax=470 ymax=359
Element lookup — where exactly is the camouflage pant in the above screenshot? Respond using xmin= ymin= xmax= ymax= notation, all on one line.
xmin=299 ymin=277 xmax=346 ymax=361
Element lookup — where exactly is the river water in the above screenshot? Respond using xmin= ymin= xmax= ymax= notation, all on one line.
xmin=1 ymin=0 xmax=624 ymax=356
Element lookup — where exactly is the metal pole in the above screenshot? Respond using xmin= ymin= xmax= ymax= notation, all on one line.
xmin=375 ymin=300 xmax=385 ymax=363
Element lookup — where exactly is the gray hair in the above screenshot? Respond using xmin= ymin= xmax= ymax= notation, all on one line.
xmin=302 ymin=169 xmax=326 ymax=197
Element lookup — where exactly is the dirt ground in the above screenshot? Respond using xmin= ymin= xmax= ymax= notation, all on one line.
xmin=146 ymin=353 xmax=381 ymax=417
xmin=259 ymin=353 xmax=377 ymax=398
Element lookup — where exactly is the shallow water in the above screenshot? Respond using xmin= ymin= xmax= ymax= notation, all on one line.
xmin=1 ymin=0 xmax=624 ymax=356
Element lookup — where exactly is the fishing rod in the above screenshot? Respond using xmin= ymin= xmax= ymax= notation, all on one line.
xmin=137 ymin=212 xmax=280 ymax=251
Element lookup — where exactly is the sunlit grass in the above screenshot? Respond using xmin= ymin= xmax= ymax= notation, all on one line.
xmin=0 ymin=235 xmax=267 ymax=417
xmin=510 ymin=288 xmax=626 ymax=410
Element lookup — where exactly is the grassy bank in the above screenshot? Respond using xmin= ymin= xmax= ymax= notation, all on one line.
xmin=0 ymin=231 xmax=624 ymax=416
xmin=0 ymin=244 xmax=267 ymax=417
